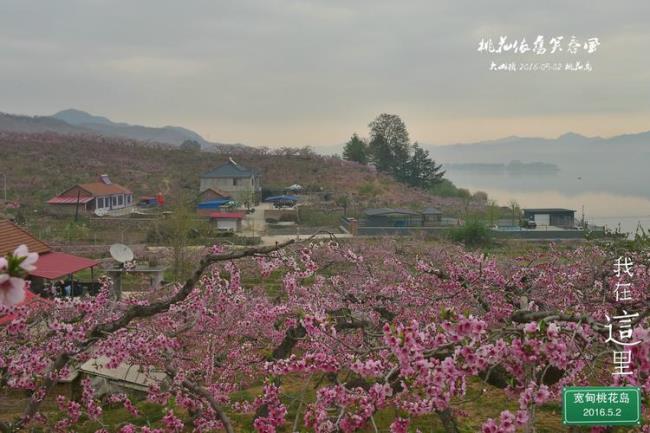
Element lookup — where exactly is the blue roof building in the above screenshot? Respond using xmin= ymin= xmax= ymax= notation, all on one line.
xmin=199 ymin=158 xmax=261 ymax=205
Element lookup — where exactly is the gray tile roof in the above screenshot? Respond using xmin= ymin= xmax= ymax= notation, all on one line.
xmin=201 ymin=158 xmax=257 ymax=179
xmin=363 ymin=208 xmax=420 ymax=217
xmin=423 ymin=207 xmax=442 ymax=215
xmin=523 ymin=208 xmax=575 ymax=213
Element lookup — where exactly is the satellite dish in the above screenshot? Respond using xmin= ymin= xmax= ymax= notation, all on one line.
xmin=110 ymin=243 xmax=134 ymax=263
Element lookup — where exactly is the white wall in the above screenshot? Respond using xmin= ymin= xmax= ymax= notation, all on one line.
xmin=216 ymin=219 xmax=239 ymax=231
xmin=534 ymin=214 xmax=550 ymax=226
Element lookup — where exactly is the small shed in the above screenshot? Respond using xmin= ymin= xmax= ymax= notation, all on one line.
xmin=79 ymin=356 xmax=167 ymax=396
xmin=362 ymin=208 xmax=422 ymax=228
xmin=523 ymin=208 xmax=576 ymax=228
xmin=209 ymin=211 xmax=245 ymax=232
xmin=422 ymin=207 xmax=443 ymax=226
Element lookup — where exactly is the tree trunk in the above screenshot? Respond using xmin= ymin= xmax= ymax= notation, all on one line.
xmin=524 ymin=403 xmax=536 ymax=433
xmin=436 ymin=408 xmax=460 ymax=433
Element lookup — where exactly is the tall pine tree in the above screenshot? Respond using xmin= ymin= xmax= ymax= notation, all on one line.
xmin=402 ymin=143 xmax=445 ymax=188
xmin=342 ymin=133 xmax=369 ymax=164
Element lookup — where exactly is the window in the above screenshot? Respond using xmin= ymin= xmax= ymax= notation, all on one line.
xmin=233 ymin=178 xmax=238 ymax=186
xmin=118 ymin=195 xmax=124 ymax=205
xmin=112 ymin=196 xmax=117 ymax=206
xmin=97 ymin=198 xmax=104 ymax=208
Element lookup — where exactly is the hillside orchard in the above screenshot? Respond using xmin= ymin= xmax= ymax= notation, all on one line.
xmin=0 ymin=132 xmax=483 ymax=216
xmin=0 ymin=239 xmax=649 ymax=432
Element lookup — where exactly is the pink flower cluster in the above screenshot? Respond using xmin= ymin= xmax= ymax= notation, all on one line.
xmin=253 ymin=382 xmax=287 ymax=433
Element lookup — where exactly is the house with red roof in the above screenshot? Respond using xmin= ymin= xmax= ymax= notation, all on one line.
xmin=47 ymin=174 xmax=134 ymax=215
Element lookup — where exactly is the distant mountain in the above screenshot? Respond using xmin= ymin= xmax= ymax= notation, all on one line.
xmin=53 ymin=108 xmax=115 ymax=126
xmin=50 ymin=109 xmax=240 ymax=149
xmin=52 ymin=109 xmax=210 ymax=147
xmin=0 ymin=109 xmax=242 ymax=150
xmin=427 ymin=130 xmax=650 ymax=200
xmin=427 ymin=131 xmax=650 ymax=165
xmin=0 ymin=112 xmax=89 ymax=135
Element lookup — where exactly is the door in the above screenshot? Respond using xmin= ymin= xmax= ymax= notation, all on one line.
xmin=534 ymin=214 xmax=550 ymax=226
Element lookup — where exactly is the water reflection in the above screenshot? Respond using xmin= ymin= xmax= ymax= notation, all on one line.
xmin=446 ymin=169 xmax=650 ymax=235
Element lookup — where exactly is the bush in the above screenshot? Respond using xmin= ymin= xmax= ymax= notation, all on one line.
xmin=279 ymin=213 xmax=296 ymax=222
xmin=472 ymin=190 xmax=488 ymax=201
xmin=298 ymin=206 xmax=343 ymax=227
xmin=358 ymin=182 xmax=383 ymax=198
xmin=429 ymin=179 xmax=471 ymax=198
xmin=231 ymin=236 xmax=261 ymax=245
xmin=449 ymin=219 xmax=491 ymax=247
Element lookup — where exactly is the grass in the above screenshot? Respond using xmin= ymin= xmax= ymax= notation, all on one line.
xmin=297 ymin=206 xmax=344 ymax=227
xmin=0 ymin=376 xmax=577 ymax=432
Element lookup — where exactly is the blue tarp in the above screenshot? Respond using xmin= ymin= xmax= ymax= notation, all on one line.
xmin=197 ymin=199 xmax=232 ymax=209
xmin=264 ymin=195 xmax=299 ymax=203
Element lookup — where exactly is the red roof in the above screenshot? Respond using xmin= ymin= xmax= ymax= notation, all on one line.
xmin=29 ymin=252 xmax=99 ymax=280
xmin=77 ymin=182 xmax=132 ymax=196
xmin=209 ymin=212 xmax=246 ymax=220
xmin=47 ymin=196 xmax=94 ymax=205
xmin=0 ymin=219 xmax=50 ymax=256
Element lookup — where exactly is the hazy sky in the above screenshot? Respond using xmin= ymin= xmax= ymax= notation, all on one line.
xmin=1 ymin=0 xmax=649 ymax=148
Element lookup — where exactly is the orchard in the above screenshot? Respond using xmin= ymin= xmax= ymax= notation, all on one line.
xmin=0 ymin=238 xmax=648 ymax=433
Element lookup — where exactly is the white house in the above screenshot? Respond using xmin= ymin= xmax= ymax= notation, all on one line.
xmin=200 ymin=158 xmax=261 ymax=205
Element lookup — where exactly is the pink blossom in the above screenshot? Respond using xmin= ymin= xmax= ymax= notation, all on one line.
xmin=0 ymin=275 xmax=26 ymax=306
xmin=390 ymin=418 xmax=409 ymax=433
xmin=523 ymin=322 xmax=539 ymax=334
xmin=546 ymin=322 xmax=560 ymax=338
xmin=14 ymin=244 xmax=39 ymax=272
xmin=162 ymin=410 xmax=184 ymax=432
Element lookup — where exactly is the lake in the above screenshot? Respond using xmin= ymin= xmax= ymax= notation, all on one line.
xmin=445 ymin=166 xmax=650 ymax=236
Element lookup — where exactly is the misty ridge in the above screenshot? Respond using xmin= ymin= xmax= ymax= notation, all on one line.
xmin=446 ymin=161 xmax=560 ymax=174
xmin=429 ymin=131 xmax=650 ymax=199
xmin=1 ymin=108 xmax=648 ymax=199
xmin=0 ymin=109 xmax=245 ymax=151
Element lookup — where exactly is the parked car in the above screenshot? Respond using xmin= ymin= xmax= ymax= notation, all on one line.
xmin=522 ymin=219 xmax=537 ymax=229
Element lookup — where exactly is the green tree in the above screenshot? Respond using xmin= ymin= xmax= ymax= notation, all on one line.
xmin=180 ymin=139 xmax=201 ymax=152
xmin=449 ymin=218 xmax=492 ymax=247
xmin=400 ymin=143 xmax=445 ymax=188
xmin=147 ymin=195 xmax=198 ymax=280
xmin=368 ymin=113 xmax=410 ymax=174
xmin=368 ymin=133 xmax=393 ymax=172
xmin=485 ymin=199 xmax=500 ymax=226
xmin=342 ymin=133 xmax=369 ymax=164
xmin=508 ymin=199 xmax=521 ymax=226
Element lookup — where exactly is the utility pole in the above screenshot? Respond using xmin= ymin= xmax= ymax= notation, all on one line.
xmin=74 ymin=190 xmax=81 ymax=222
xmin=2 ymin=173 xmax=6 ymax=202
